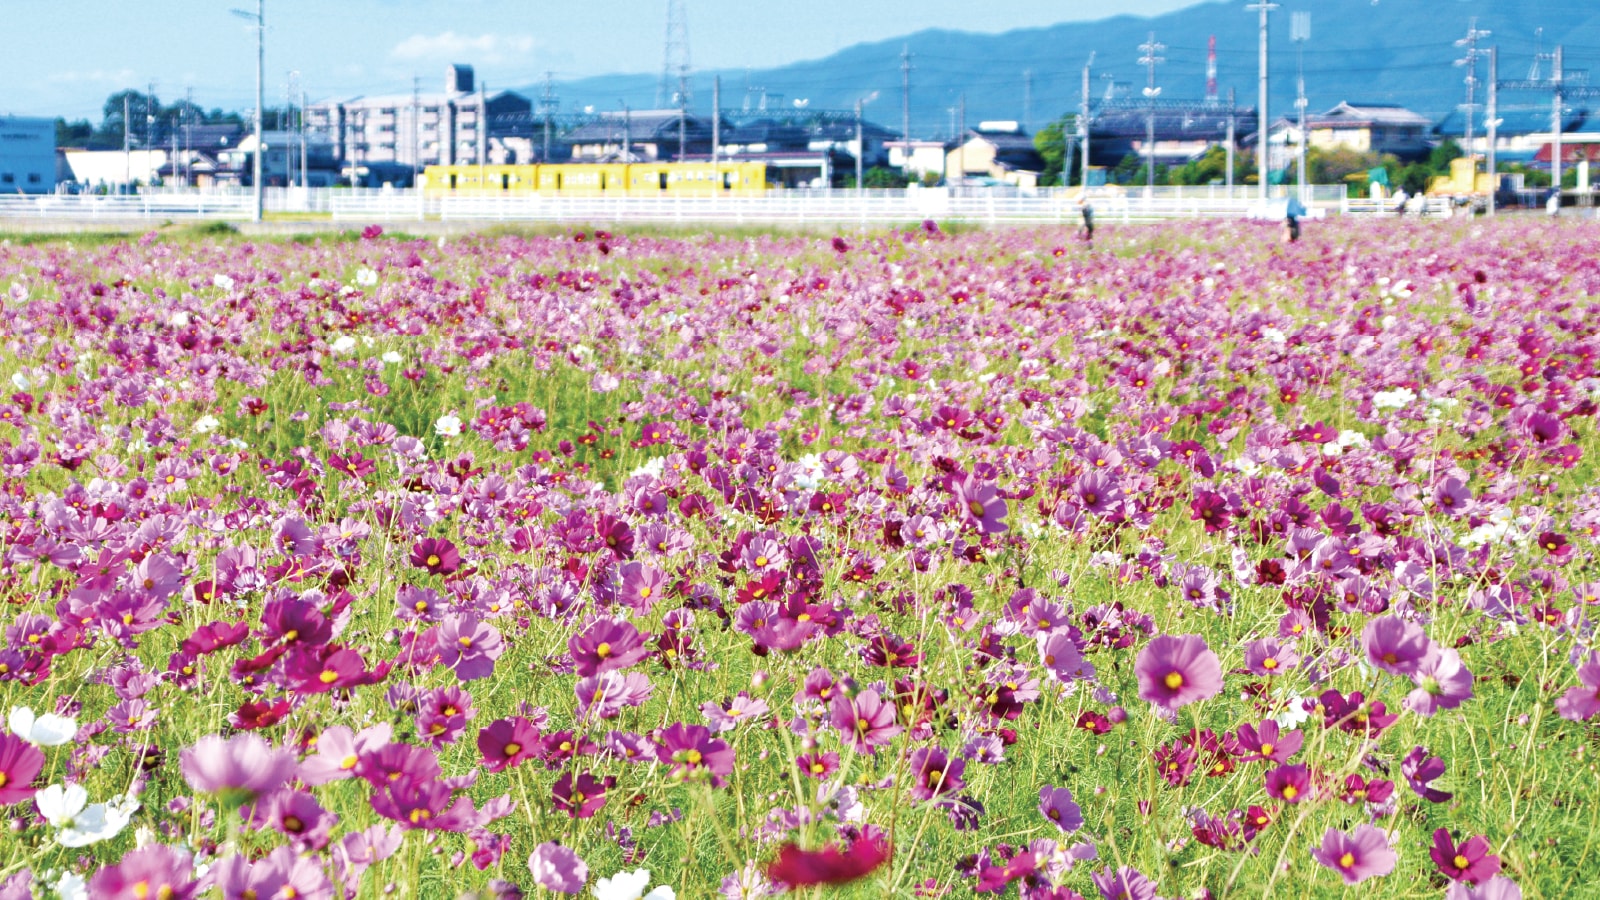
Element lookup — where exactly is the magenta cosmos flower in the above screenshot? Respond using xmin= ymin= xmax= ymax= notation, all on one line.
xmin=952 ymin=474 xmax=1008 ymax=534
xmin=1135 ymin=634 xmax=1223 ymax=710
xmin=180 ymin=733 xmax=297 ymax=808
xmin=409 ymin=537 xmax=461 ymax=575
xmin=568 ymin=618 xmax=650 ymax=678
xmin=1430 ymin=828 xmax=1501 ymax=884
xmin=0 ymin=733 xmax=45 ymax=806
xmin=1361 ymin=615 xmax=1432 ymax=677
xmin=654 ymin=723 xmax=735 ymax=787
xmin=1312 ymin=824 xmax=1396 ymax=884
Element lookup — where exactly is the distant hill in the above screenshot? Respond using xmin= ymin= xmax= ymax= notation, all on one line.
xmin=523 ymin=0 xmax=1600 ymax=140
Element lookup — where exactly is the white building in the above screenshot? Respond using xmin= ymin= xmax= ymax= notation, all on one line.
xmin=305 ymin=64 xmax=532 ymax=172
xmin=0 ymin=117 xmax=56 ymax=194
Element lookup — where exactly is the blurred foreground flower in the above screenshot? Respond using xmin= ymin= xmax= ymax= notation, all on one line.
xmin=766 ymin=833 xmax=891 ymax=887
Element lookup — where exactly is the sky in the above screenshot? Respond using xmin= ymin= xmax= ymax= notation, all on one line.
xmin=4 ymin=0 xmax=1198 ymax=122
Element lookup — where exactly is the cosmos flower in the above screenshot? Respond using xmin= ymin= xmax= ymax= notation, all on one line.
xmin=593 ymin=868 xmax=675 ymax=900
xmin=88 ymin=844 xmax=200 ymax=900
xmin=179 ymin=733 xmax=297 ymax=808
xmin=1361 ymin=616 xmax=1432 ymax=677
xmin=1135 ymin=634 xmax=1223 ymax=710
xmin=766 ymin=833 xmax=890 ymax=888
xmin=0 ymin=733 xmax=46 ymax=806
xmin=1310 ymin=824 xmax=1396 ymax=885
xmin=1430 ymin=828 xmax=1502 ymax=884
xmin=1038 ymin=785 xmax=1084 ymax=832
xmin=8 ymin=706 xmax=75 ymax=747
xmin=1406 ymin=646 xmax=1474 ymax=716
xmin=1555 ymin=651 xmax=1600 ymax=721
xmin=829 ymin=688 xmax=902 ymax=755
xmin=529 ymin=842 xmax=589 ymax=894
xmin=569 ymin=618 xmax=651 ymax=678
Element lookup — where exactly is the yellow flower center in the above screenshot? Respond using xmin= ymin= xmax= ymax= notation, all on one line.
xmin=1164 ymin=671 xmax=1184 ymax=690
xmin=596 ymin=643 xmax=612 ymax=658
xmin=685 ymin=749 xmax=703 ymax=765
xmin=504 ymin=743 xmax=521 ymax=757
xmin=1260 ymin=743 xmax=1275 ymax=756
xmin=426 ymin=554 xmax=441 ymax=567
xmin=1454 ymin=854 xmax=1470 ymax=870
xmin=318 ymin=670 xmax=338 ymax=684
xmin=1262 ymin=657 xmax=1279 ymax=670
xmin=1281 ymin=785 xmax=1298 ymax=800
xmin=1338 ymin=852 xmax=1354 ymax=868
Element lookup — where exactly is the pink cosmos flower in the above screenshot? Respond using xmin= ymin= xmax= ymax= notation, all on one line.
xmin=1091 ymin=866 xmax=1157 ymax=900
xmin=1234 ymin=720 xmax=1302 ymax=764
xmin=1135 ymin=634 xmax=1223 ymax=710
xmin=1406 ymin=646 xmax=1474 ymax=716
xmin=435 ymin=616 xmax=503 ymax=682
xmin=299 ymin=723 xmax=393 ymax=786
xmin=1361 ymin=615 xmax=1432 ymax=677
xmin=654 ymin=722 xmax=735 ymax=787
xmin=1038 ymin=785 xmax=1084 ymax=832
xmin=409 ymin=537 xmax=460 ymax=575
xmin=89 ymin=844 xmax=200 ymax=900
xmin=1555 ymin=651 xmax=1600 ymax=721
xmin=1264 ymin=763 xmax=1312 ymax=804
xmin=180 ymin=733 xmax=297 ymax=808
xmin=528 ymin=842 xmax=588 ymax=894
xmin=1445 ymin=876 xmax=1523 ymax=900
xmin=829 ymin=688 xmax=903 ymax=755
xmin=1311 ymin=824 xmax=1396 ymax=885
xmin=952 ymin=474 xmax=1008 ymax=534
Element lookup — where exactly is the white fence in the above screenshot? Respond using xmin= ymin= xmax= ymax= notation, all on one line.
xmin=0 ymin=185 xmax=1383 ymax=227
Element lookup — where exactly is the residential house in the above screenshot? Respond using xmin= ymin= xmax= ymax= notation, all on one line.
xmin=0 ymin=116 xmax=56 ymax=194
xmin=947 ymin=122 xmax=1046 ymax=187
xmin=565 ymin=109 xmax=711 ymax=162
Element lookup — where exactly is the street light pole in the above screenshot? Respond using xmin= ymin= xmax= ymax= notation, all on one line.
xmin=1247 ymin=0 xmax=1277 ymax=201
xmin=231 ymin=0 xmax=264 ymax=221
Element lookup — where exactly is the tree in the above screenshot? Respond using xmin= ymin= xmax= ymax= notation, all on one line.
xmin=1427 ymin=138 xmax=1463 ymax=172
xmin=1170 ymin=146 xmax=1245 ymax=186
xmin=1034 ymin=115 xmax=1076 ymax=186
xmin=55 ymin=118 xmax=94 ymax=148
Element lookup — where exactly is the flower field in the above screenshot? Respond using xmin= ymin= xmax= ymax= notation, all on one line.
xmin=0 ymin=217 xmax=1596 ymax=899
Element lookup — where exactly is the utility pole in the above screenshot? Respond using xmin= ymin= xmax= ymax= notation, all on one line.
xmin=412 ymin=75 xmax=421 ymax=186
xmin=1080 ymin=53 xmax=1094 ymax=189
xmin=229 ymin=0 xmax=264 ymax=219
xmin=286 ymin=72 xmax=297 ymax=189
xmin=957 ymin=92 xmax=966 ymax=186
xmin=1552 ymin=45 xmax=1564 ymax=194
xmin=1139 ymin=31 xmax=1165 ymax=194
xmin=1247 ymin=0 xmax=1277 ymax=200
xmin=123 ymin=94 xmax=131 ymax=193
xmin=1023 ymin=69 xmax=1033 ymax=133
xmin=1487 ymin=47 xmax=1498 ymax=215
xmin=541 ymin=72 xmax=556 ymax=163
xmin=1226 ymin=87 xmax=1236 ymax=192
xmin=623 ymin=103 xmax=632 ymax=162
xmin=478 ymin=79 xmax=487 ymax=175
xmin=300 ymin=86 xmax=309 ymax=189
xmin=712 ymin=75 xmax=721 ymax=185
xmin=856 ymin=97 xmax=864 ymax=197
xmin=901 ymin=45 xmax=912 ymax=168
xmin=1292 ymin=12 xmax=1309 ymax=204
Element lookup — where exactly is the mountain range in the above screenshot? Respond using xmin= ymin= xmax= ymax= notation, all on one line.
xmin=523 ymin=0 xmax=1600 ymax=140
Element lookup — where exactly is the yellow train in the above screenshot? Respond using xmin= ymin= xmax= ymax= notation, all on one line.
xmin=423 ymin=161 xmax=769 ymax=196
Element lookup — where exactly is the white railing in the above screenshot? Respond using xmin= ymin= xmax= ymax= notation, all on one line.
xmin=1340 ymin=197 xmax=1456 ymax=218
xmin=1 ymin=185 xmax=1362 ymax=225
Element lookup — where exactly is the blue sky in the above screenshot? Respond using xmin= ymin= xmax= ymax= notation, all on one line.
xmin=6 ymin=0 xmax=1196 ymax=121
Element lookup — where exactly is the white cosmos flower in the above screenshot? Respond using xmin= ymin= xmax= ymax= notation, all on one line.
xmin=434 ymin=414 xmax=462 ymax=438
xmin=593 ymin=869 xmax=675 ymax=900
xmin=212 ymin=273 xmax=235 ymax=291
xmin=381 ymin=351 xmax=403 ymax=365
xmin=330 ymin=336 xmax=357 ymax=354
xmin=355 ymin=267 xmax=378 ymax=287
xmin=53 ymin=872 xmax=87 ymax=900
xmin=9 ymin=372 xmax=27 ymax=391
xmin=194 ymin=415 xmax=221 ymax=435
xmin=10 ymin=706 xmax=77 ymax=746
xmin=36 ymin=784 xmax=135 ymax=847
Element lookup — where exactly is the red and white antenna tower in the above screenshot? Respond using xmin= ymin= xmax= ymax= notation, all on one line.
xmin=1205 ymin=35 xmax=1218 ymax=104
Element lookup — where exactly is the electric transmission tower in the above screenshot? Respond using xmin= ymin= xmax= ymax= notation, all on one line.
xmin=1138 ymin=31 xmax=1165 ymax=192
xmin=1454 ymin=18 xmax=1491 ymax=158
xmin=659 ymin=0 xmax=691 ymax=110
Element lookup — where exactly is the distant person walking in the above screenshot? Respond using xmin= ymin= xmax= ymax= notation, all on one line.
xmin=1547 ymin=190 xmax=1561 ymax=218
xmin=1285 ymin=196 xmax=1305 ymax=243
xmin=1077 ymin=190 xmax=1095 ymax=243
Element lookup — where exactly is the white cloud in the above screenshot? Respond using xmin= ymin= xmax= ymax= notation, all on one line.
xmin=47 ymin=68 xmax=138 ymax=85
xmin=390 ymin=32 xmax=536 ymax=65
